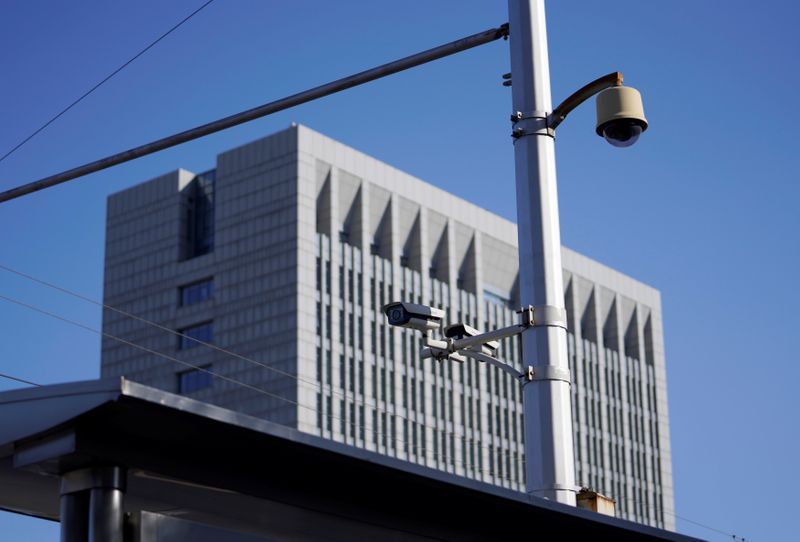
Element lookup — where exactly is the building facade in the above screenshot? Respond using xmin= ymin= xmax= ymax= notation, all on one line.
xmin=101 ymin=125 xmax=674 ymax=528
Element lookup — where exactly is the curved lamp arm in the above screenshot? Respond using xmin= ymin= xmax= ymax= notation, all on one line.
xmin=547 ymin=71 xmax=623 ymax=130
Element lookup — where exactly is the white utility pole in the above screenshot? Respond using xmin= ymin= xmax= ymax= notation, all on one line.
xmin=507 ymin=0 xmax=577 ymax=505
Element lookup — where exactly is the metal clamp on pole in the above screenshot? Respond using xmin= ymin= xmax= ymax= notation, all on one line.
xmin=518 ymin=305 xmax=568 ymax=329
xmin=420 ymin=346 xmax=449 ymax=361
xmin=511 ymin=110 xmax=554 ymax=139
xmin=523 ymin=365 xmax=571 ymax=384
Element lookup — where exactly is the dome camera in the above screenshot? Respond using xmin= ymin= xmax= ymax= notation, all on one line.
xmin=595 ymin=86 xmax=648 ymax=148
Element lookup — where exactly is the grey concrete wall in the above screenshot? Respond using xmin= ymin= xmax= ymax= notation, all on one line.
xmin=103 ymin=129 xmax=303 ymax=426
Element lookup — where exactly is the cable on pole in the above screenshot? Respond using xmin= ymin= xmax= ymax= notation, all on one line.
xmin=0 ymin=0 xmax=217 ymax=165
xmin=0 ymin=23 xmax=509 ymax=204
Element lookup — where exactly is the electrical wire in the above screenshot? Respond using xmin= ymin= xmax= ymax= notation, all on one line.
xmin=0 ymin=371 xmax=41 ymax=387
xmin=618 ymin=495 xmax=748 ymax=541
xmin=0 ymin=290 xmax=521 ymax=483
xmin=0 ymin=0 xmax=216 ymax=165
xmin=11 ymin=334 xmax=731 ymax=538
xmin=0 ymin=292 xmax=301 ymax=407
xmin=0 ymin=262 xmax=519 ymax=461
xmin=4 ymin=286 xmax=732 ymax=542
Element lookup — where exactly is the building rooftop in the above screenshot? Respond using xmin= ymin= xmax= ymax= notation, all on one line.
xmin=0 ymin=378 xmax=696 ymax=540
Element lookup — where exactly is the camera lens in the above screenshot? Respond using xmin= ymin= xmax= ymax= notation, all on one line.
xmin=602 ymin=120 xmax=643 ymax=148
xmin=389 ymin=308 xmax=404 ymax=323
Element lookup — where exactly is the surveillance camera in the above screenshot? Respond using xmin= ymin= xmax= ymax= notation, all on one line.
xmin=595 ymin=85 xmax=648 ymax=148
xmin=444 ymin=323 xmax=499 ymax=354
xmin=383 ymin=302 xmax=445 ymax=332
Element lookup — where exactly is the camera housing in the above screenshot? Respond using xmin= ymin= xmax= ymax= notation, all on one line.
xmin=383 ymin=302 xmax=444 ymax=332
xmin=444 ymin=323 xmax=499 ymax=355
xmin=595 ymin=85 xmax=648 ymax=148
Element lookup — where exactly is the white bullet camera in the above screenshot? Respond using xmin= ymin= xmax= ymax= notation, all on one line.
xmin=595 ymin=85 xmax=648 ymax=148
xmin=383 ymin=302 xmax=445 ymax=332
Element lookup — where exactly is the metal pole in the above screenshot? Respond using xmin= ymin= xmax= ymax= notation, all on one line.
xmin=0 ymin=24 xmax=508 ymax=204
xmin=88 ymin=487 xmax=124 ymax=542
xmin=507 ymin=0 xmax=577 ymax=504
xmin=61 ymin=466 xmax=126 ymax=542
xmin=60 ymin=491 xmax=89 ymax=542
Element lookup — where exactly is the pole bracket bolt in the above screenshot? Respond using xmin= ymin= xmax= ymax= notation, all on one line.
xmin=523 ymin=365 xmax=572 ymax=384
xmin=517 ymin=305 xmax=568 ymax=329
xmin=510 ymin=111 xmax=554 ymax=138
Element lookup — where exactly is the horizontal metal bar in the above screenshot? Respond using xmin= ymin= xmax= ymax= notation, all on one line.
xmin=451 ymin=322 xmax=524 ymax=351
xmin=0 ymin=23 xmax=508 ymax=204
xmin=458 ymin=349 xmax=523 ymax=380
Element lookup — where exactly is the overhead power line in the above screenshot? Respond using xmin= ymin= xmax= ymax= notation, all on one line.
xmin=620 ymin=495 xmax=748 ymax=541
xmin=0 ymin=23 xmax=508 ymax=203
xmin=4 ymin=265 xmax=754 ymax=538
xmin=0 ymin=289 xmax=513 ymax=480
xmin=0 ymin=371 xmax=41 ymax=387
xmin=0 ymin=262 xmax=510 ymax=461
xmin=0 ymin=0 xmax=216 ymax=165
xmin=1 ymin=276 xmax=754 ymax=536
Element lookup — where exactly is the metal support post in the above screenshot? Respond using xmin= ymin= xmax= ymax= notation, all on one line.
xmin=89 ymin=486 xmax=124 ymax=542
xmin=507 ymin=0 xmax=577 ymax=504
xmin=60 ymin=466 xmax=126 ymax=542
xmin=60 ymin=491 xmax=89 ymax=542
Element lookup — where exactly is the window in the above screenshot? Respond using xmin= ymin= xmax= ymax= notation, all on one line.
xmin=179 ymin=278 xmax=214 ymax=306
xmin=181 ymin=171 xmax=215 ymax=259
xmin=178 ymin=321 xmax=213 ymax=349
xmin=178 ymin=366 xmax=213 ymax=393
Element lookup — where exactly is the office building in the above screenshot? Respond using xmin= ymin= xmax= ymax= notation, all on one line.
xmin=101 ymin=125 xmax=674 ymax=528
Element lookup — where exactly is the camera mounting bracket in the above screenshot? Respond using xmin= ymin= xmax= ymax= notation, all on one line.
xmin=510 ymin=110 xmax=554 ymax=139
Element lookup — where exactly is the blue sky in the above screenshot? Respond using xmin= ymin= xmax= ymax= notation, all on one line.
xmin=1 ymin=1 xmax=798 ymax=540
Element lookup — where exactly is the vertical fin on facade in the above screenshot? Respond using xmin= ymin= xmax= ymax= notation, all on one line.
xmin=642 ymin=311 xmax=655 ymax=366
xmin=510 ymin=273 xmax=520 ymax=307
xmin=340 ymin=184 xmax=364 ymax=247
xmin=454 ymin=224 xmax=478 ymax=294
xmin=602 ymin=299 xmax=619 ymax=351
xmin=348 ymin=186 xmax=366 ymax=247
xmin=457 ymin=235 xmax=479 ymax=294
xmin=580 ymin=285 xmax=599 ymax=344
xmin=315 ymin=160 xmax=332 ymax=236
xmin=338 ymin=169 xmax=362 ymax=245
xmin=426 ymin=210 xmax=450 ymax=282
xmin=622 ymin=298 xmax=640 ymax=359
xmin=395 ymin=196 xmax=422 ymax=272
xmin=564 ymin=275 xmax=578 ymax=331
xmin=600 ymin=288 xmax=619 ymax=351
xmin=402 ymin=212 xmax=423 ymax=272
xmin=369 ymin=185 xmax=392 ymax=259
